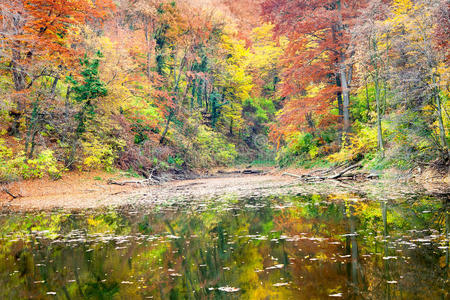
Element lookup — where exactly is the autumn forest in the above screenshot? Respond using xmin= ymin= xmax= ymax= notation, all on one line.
xmin=0 ymin=1 xmax=449 ymax=299
xmin=0 ymin=0 xmax=448 ymax=181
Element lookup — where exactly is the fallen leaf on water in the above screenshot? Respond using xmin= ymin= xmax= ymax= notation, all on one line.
xmin=329 ymin=293 xmax=343 ymax=297
xmin=265 ymin=264 xmax=284 ymax=270
xmin=273 ymin=282 xmax=289 ymax=287
xmin=218 ymin=286 xmax=240 ymax=292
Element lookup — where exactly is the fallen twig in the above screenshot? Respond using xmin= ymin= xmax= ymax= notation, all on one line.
xmin=328 ymin=163 xmax=362 ymax=179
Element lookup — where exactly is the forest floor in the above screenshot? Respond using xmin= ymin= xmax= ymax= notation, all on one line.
xmin=0 ymin=167 xmax=448 ymax=211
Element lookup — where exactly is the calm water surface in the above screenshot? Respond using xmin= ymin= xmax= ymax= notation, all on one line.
xmin=0 ymin=194 xmax=448 ymax=299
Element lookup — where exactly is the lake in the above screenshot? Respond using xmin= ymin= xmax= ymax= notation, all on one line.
xmin=0 ymin=193 xmax=448 ymax=299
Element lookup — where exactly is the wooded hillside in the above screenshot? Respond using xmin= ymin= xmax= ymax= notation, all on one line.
xmin=0 ymin=0 xmax=448 ymax=182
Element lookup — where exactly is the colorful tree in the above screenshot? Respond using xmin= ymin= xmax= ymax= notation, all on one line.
xmin=385 ymin=0 xmax=449 ymax=158
xmin=262 ymin=0 xmax=369 ymax=142
xmin=0 ymin=0 xmax=114 ymax=136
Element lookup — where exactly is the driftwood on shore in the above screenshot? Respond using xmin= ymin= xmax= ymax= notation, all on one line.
xmin=282 ymin=163 xmax=378 ymax=182
xmin=217 ymin=169 xmax=265 ymax=175
xmin=107 ymin=175 xmax=163 ymax=186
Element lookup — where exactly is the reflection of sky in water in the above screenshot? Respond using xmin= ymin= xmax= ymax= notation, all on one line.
xmin=0 ymin=194 xmax=448 ymax=299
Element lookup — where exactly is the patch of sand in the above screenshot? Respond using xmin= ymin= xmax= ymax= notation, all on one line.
xmin=1 ymin=167 xmax=447 ymax=211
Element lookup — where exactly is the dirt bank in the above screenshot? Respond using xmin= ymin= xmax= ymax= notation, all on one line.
xmin=1 ymin=168 xmax=447 ymax=211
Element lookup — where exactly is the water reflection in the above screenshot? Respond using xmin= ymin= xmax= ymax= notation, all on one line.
xmin=0 ymin=194 xmax=448 ymax=299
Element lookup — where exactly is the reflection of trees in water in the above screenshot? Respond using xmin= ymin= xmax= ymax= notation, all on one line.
xmin=0 ymin=195 xmax=448 ymax=299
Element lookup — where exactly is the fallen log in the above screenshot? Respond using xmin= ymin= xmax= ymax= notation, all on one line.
xmin=308 ymin=162 xmax=349 ymax=177
xmin=367 ymin=173 xmax=380 ymax=179
xmin=328 ymin=163 xmax=362 ymax=179
xmin=282 ymin=163 xmax=364 ymax=182
xmin=107 ymin=177 xmax=160 ymax=186
xmin=217 ymin=169 xmax=264 ymax=175
xmin=1 ymin=187 xmax=21 ymax=199
xmin=217 ymin=170 xmax=241 ymax=175
xmin=242 ymin=169 xmax=264 ymax=174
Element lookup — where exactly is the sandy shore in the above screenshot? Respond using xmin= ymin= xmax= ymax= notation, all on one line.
xmin=1 ymin=168 xmax=447 ymax=211
xmin=0 ymin=171 xmax=297 ymax=211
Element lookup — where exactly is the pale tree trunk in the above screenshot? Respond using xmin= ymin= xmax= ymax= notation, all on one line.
xmin=435 ymin=86 xmax=449 ymax=158
xmin=159 ymin=53 xmax=187 ymax=144
xmin=375 ymin=76 xmax=384 ymax=156
xmin=371 ymin=38 xmax=384 ymax=156
xmin=339 ymin=61 xmax=351 ymax=134
xmin=337 ymin=0 xmax=352 ymax=135
xmin=365 ymin=82 xmax=370 ymax=120
xmin=144 ymin=23 xmax=152 ymax=81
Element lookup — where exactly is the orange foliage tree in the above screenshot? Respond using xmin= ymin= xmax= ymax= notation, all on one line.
xmin=0 ymin=0 xmax=114 ymax=135
xmin=262 ymin=0 xmax=368 ymax=144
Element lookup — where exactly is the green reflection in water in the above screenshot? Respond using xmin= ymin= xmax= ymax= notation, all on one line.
xmin=0 ymin=194 xmax=448 ymax=299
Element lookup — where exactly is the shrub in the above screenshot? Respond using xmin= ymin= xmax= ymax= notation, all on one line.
xmin=0 ymin=139 xmax=62 ymax=182
xmin=81 ymin=135 xmax=125 ymax=172
xmin=21 ymin=149 xmax=61 ymax=179
xmin=196 ymin=125 xmax=238 ymax=166
xmin=328 ymin=122 xmax=386 ymax=163
xmin=276 ymin=132 xmax=320 ymax=167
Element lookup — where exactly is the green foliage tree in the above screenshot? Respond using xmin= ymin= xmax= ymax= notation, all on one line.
xmin=68 ymin=52 xmax=108 ymax=136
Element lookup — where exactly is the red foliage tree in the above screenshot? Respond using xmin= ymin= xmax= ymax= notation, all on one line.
xmin=262 ymin=0 xmax=368 ymax=142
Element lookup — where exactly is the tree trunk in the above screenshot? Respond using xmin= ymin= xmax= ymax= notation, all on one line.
xmin=435 ymin=88 xmax=449 ymax=158
xmin=159 ymin=53 xmax=187 ymax=144
xmin=25 ymin=98 xmax=40 ymax=158
xmin=370 ymin=36 xmax=384 ymax=156
xmin=159 ymin=111 xmax=173 ymax=144
xmin=64 ymin=86 xmax=72 ymax=122
xmin=339 ymin=62 xmax=351 ymax=134
xmin=50 ymin=76 xmax=59 ymax=97
xmin=144 ymin=23 xmax=152 ymax=81
xmin=9 ymin=49 xmax=27 ymax=136
xmin=337 ymin=0 xmax=351 ymax=134
xmin=335 ymin=73 xmax=344 ymax=120
xmin=375 ymin=76 xmax=384 ymax=156
xmin=365 ymin=83 xmax=370 ymax=120
xmin=11 ymin=49 xmax=26 ymax=92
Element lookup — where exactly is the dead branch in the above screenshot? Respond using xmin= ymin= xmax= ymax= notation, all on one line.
xmin=328 ymin=163 xmax=362 ymax=179
xmin=1 ymin=187 xmax=21 ymax=199
xmin=242 ymin=169 xmax=265 ymax=174
xmin=282 ymin=163 xmax=368 ymax=182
